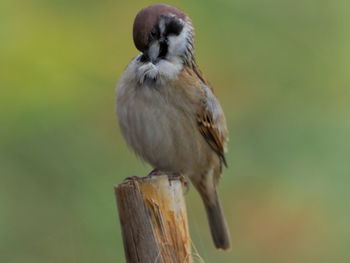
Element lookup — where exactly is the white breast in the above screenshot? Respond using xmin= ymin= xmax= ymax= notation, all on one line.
xmin=116 ymin=56 xmax=211 ymax=174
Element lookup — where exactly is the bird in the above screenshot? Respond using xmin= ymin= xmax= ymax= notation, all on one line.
xmin=116 ymin=4 xmax=231 ymax=250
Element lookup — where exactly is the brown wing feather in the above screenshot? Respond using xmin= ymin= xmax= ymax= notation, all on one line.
xmin=196 ymin=109 xmax=227 ymax=167
xmin=180 ymin=64 xmax=228 ymax=167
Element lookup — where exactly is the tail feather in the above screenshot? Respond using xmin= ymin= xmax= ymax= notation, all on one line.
xmin=201 ymin=190 xmax=231 ymax=250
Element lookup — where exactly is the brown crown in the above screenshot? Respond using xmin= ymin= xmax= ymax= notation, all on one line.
xmin=133 ymin=4 xmax=188 ymax=52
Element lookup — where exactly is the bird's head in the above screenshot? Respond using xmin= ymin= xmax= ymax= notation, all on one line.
xmin=133 ymin=4 xmax=194 ymax=65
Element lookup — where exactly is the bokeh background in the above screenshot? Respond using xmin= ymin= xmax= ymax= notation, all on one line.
xmin=1 ymin=0 xmax=350 ymax=262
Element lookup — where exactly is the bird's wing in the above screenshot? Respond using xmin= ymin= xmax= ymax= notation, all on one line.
xmin=178 ymin=65 xmax=229 ymax=167
xmin=196 ymin=85 xmax=228 ymax=167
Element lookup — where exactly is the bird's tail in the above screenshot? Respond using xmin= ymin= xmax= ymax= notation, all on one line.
xmin=199 ymin=188 xmax=231 ymax=250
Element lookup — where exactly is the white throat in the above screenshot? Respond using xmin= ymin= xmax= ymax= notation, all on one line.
xmin=135 ymin=55 xmax=183 ymax=85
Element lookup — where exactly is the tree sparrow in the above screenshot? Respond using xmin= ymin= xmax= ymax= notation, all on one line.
xmin=116 ymin=4 xmax=231 ymax=250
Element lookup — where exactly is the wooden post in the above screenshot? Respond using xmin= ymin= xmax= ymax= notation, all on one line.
xmin=114 ymin=174 xmax=193 ymax=263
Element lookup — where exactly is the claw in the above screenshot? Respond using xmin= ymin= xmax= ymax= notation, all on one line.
xmin=168 ymin=173 xmax=190 ymax=194
xmin=124 ymin=176 xmax=140 ymax=181
xmin=148 ymin=169 xmax=166 ymax=176
xmin=147 ymin=170 xmax=190 ymax=193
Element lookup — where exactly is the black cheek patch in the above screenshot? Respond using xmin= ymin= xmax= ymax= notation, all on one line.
xmin=165 ymin=19 xmax=184 ymax=36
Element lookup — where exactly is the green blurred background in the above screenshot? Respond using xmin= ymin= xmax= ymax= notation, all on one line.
xmin=1 ymin=0 xmax=349 ymax=262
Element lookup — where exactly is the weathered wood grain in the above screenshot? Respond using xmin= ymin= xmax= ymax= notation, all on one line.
xmin=115 ymin=174 xmax=193 ymax=263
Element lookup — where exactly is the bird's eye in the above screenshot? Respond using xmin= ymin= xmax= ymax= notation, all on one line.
xmin=150 ymin=27 xmax=159 ymax=39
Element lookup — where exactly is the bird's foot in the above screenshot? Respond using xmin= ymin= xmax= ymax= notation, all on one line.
xmin=148 ymin=169 xmax=166 ymax=176
xmin=124 ymin=175 xmax=140 ymax=181
xmin=168 ymin=172 xmax=189 ymax=194
xmin=148 ymin=169 xmax=189 ymax=193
